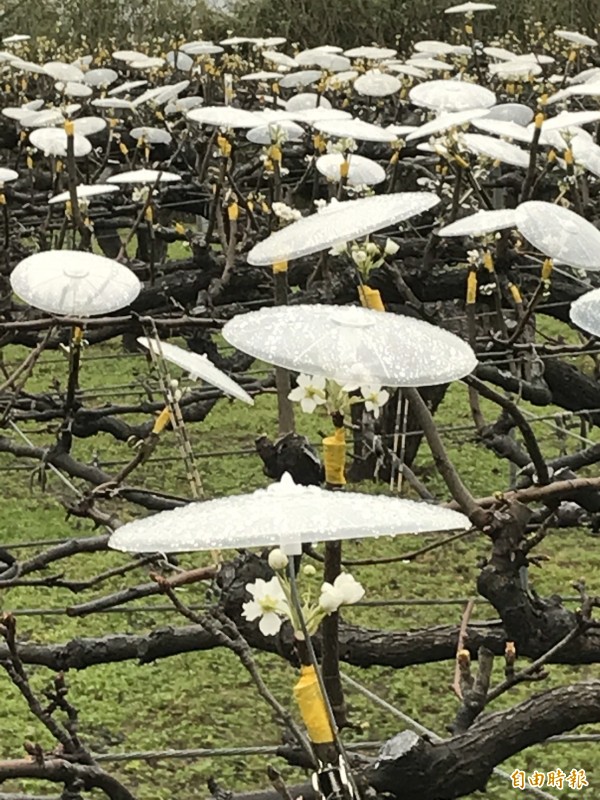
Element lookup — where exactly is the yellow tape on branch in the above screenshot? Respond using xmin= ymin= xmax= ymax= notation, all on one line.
xmin=466 ymin=271 xmax=477 ymax=305
xmin=72 ymin=326 xmax=84 ymax=345
xmin=272 ymin=261 xmax=288 ymax=274
xmin=339 ymin=159 xmax=349 ymax=178
xmin=293 ymin=665 xmax=335 ymax=745
xmin=357 ymin=285 xmax=385 ymax=311
xmin=323 ymin=427 xmax=346 ymax=487
xmin=541 ymin=258 xmax=553 ymax=282
xmin=482 ymin=251 xmax=494 ymax=273
xmin=508 ymin=282 xmax=523 ymax=304
xmin=152 ymin=406 xmax=172 ymax=435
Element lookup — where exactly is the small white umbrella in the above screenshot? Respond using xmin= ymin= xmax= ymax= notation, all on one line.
xmin=470 ymin=118 xmax=534 ymax=144
xmin=84 ymin=68 xmax=118 ymax=88
xmin=247 ymin=121 xmax=304 ymax=145
xmin=108 ymin=80 xmax=148 ymax=96
xmin=570 ymin=289 xmax=600 ymax=336
xmin=286 ymin=93 xmax=331 ymax=111
xmin=223 ymin=303 xmax=477 ymax=387
xmin=344 ymin=46 xmax=397 ymax=60
xmin=406 ymin=108 xmax=489 ymax=141
xmin=72 ymin=117 xmax=108 ymax=136
xmin=43 ymin=61 xmax=84 ymax=82
xmin=483 ymin=103 xmax=533 ymax=126
xmin=130 ymin=127 xmax=173 ymax=145
xmin=515 ymin=201 xmax=600 ymax=270
xmin=48 ymin=184 xmax=119 ymax=205
xmin=444 ymin=1 xmax=496 ymax=12
xmin=186 ymin=105 xmax=259 ymax=129
xmin=279 ymin=70 xmax=322 ymax=89
xmin=312 ymin=117 xmax=397 ymax=143
xmin=106 ymin=169 xmax=182 ymax=185
xmin=137 ymin=337 xmax=254 ymax=405
xmin=109 ymin=472 xmax=471 ymax=555
xmin=555 ymin=29 xmax=597 ymax=48
xmin=354 ymin=70 xmax=401 ymax=97
xmin=460 ymin=132 xmax=529 ymax=168
xmin=10 ymin=250 xmax=141 ymax=316
xmin=316 ymin=153 xmax=386 ymax=186
xmin=0 ymin=168 xmax=19 ymax=184
xmin=437 ymin=208 xmax=518 ymax=237
xmin=246 ymin=192 xmax=439 ymax=266
xmin=410 ymin=80 xmax=496 ymax=112
xmin=29 ymin=129 xmax=92 ymax=158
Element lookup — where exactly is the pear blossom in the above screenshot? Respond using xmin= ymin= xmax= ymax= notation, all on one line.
xmin=272 ymin=201 xmax=302 ymax=223
xmin=268 ymin=547 xmax=289 ymax=571
xmin=288 ymin=373 xmax=327 ymax=413
xmin=318 ymin=573 xmax=365 ymax=613
xmin=361 ymin=385 xmax=390 ymax=418
xmin=384 ymin=238 xmax=400 ymax=256
xmin=242 ymin=576 xmax=290 ymax=636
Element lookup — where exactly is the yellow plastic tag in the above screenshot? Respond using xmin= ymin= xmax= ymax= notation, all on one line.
xmin=466 ymin=270 xmax=477 ymax=305
xmin=541 ymin=258 xmax=553 ymax=281
xmin=152 ymin=406 xmax=172 ymax=434
xmin=482 ymin=251 xmax=494 ymax=273
xmin=272 ymin=261 xmax=288 ymax=274
xmin=323 ymin=427 xmax=346 ymax=487
xmin=508 ymin=282 xmax=522 ymax=304
xmin=293 ymin=665 xmax=334 ymax=745
xmin=358 ymin=285 xmax=385 ymax=311
xmin=64 ymin=119 xmax=74 ymax=137
xmin=228 ymin=203 xmax=239 ymax=221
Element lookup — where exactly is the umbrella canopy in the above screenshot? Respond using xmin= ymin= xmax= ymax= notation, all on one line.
xmin=315 ymin=153 xmax=386 ymax=186
xmin=437 ymin=208 xmax=518 ymax=237
xmin=515 ymin=201 xmax=600 ymax=270
xmin=106 ymin=169 xmax=182 ymax=185
xmin=109 ymin=472 xmax=471 ymax=555
xmin=49 ymin=184 xmax=119 ymax=205
xmin=410 ymin=80 xmax=496 ymax=112
xmin=11 ymin=250 xmax=141 ymax=316
xmin=223 ymin=304 xmax=477 ymax=387
xmin=246 ymin=193 xmax=439 ymax=265
xmin=138 ymin=337 xmax=254 ymax=405
xmin=354 ymin=70 xmax=401 ymax=97
xmin=570 ymin=289 xmax=600 ymax=336
xmin=460 ymin=133 xmax=529 ymax=168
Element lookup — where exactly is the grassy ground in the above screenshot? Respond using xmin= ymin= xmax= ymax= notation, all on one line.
xmin=1 ymin=316 xmax=599 ymax=799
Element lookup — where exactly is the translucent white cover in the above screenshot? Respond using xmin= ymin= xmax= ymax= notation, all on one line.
xmin=137 ymin=337 xmax=254 ymax=405
xmin=515 ymin=201 xmax=600 ymax=270
xmin=315 ymin=153 xmax=386 ymax=186
xmin=106 ymin=169 xmax=182 ymax=185
xmin=410 ymin=80 xmax=496 ymax=112
xmin=460 ymin=133 xmax=529 ymax=167
xmin=49 ymin=184 xmax=119 ymax=204
xmin=354 ymin=70 xmax=401 ymax=97
xmin=186 ymin=105 xmax=260 ymax=128
xmin=11 ymin=250 xmax=141 ymax=315
xmin=247 ymin=193 xmax=439 ymax=265
xmin=109 ymin=472 xmax=471 ymax=554
xmin=437 ymin=208 xmax=518 ymax=237
xmin=570 ymin=288 xmax=600 ymax=336
xmin=223 ymin=304 xmax=477 ymax=387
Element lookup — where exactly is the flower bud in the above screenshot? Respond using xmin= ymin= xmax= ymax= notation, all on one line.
xmin=268 ymin=548 xmax=289 ymax=571
xmin=302 ymin=564 xmax=317 ymax=577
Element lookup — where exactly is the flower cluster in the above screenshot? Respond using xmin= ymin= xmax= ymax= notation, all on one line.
xmin=272 ymin=201 xmax=302 ymax=223
xmin=288 ymin=373 xmax=390 ymax=419
xmin=329 ymin=238 xmax=399 ymax=279
xmin=242 ymin=549 xmax=365 ymax=637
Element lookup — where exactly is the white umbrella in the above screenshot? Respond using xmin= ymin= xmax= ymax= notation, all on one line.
xmin=109 ymin=471 xmax=471 ymax=555
xmin=279 ymin=70 xmax=322 ymax=89
xmin=483 ymin=103 xmax=533 ymax=125
xmin=515 ymin=201 xmax=600 ymax=270
xmin=344 ymin=46 xmax=397 ymax=60
xmin=247 ymin=121 xmax=304 ymax=145
xmin=186 ymin=105 xmax=259 ymax=128
xmin=315 ymin=153 xmax=386 ymax=186
xmin=137 ymin=337 xmax=254 ymax=405
xmin=130 ymin=127 xmax=173 ymax=145
xmin=312 ymin=118 xmax=397 ymax=143
xmin=246 ymin=192 xmax=439 ymax=265
xmin=10 ymin=250 xmax=141 ymax=316
xmin=354 ymin=70 xmax=401 ymax=97
xmin=470 ymin=118 xmax=534 ymax=144
xmin=106 ymin=169 xmax=182 ymax=185
xmin=410 ymin=80 xmax=496 ymax=112
xmin=444 ymin=1 xmax=496 ymax=12
xmin=555 ymin=29 xmax=597 ymax=48
xmin=29 ymin=129 xmax=92 ymax=158
xmin=406 ymin=108 xmax=489 ymax=141
xmin=437 ymin=208 xmax=518 ymax=237
xmin=48 ymin=184 xmax=119 ymax=205
xmin=570 ymin=288 xmax=600 ymax=336
xmin=108 ymin=80 xmax=148 ymax=96
xmin=72 ymin=117 xmax=108 ymax=136
xmin=83 ymin=68 xmax=118 ymax=88
xmin=286 ymin=93 xmax=331 ymax=111
xmin=460 ymin=133 xmax=529 ymax=168
xmin=223 ymin=304 xmax=477 ymax=387
xmin=0 ymin=168 xmax=19 ymax=184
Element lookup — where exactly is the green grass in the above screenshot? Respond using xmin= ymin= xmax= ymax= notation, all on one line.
xmin=1 ymin=315 xmax=599 ymax=799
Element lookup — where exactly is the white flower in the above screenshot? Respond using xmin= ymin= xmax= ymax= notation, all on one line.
xmin=288 ymin=373 xmax=327 ymax=414
xmin=242 ymin=577 xmax=290 ymax=636
xmin=329 ymin=242 xmax=348 ymax=257
xmin=361 ymin=385 xmax=390 ymax=419
xmin=272 ymin=202 xmax=301 ymax=223
xmin=319 ymin=573 xmax=365 ymax=614
xmin=268 ymin=548 xmax=289 ymax=571
xmin=384 ymin=238 xmax=399 ymax=256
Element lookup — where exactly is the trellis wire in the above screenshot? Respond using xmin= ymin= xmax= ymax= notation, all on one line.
xmin=341 ymin=673 xmax=559 ymax=800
